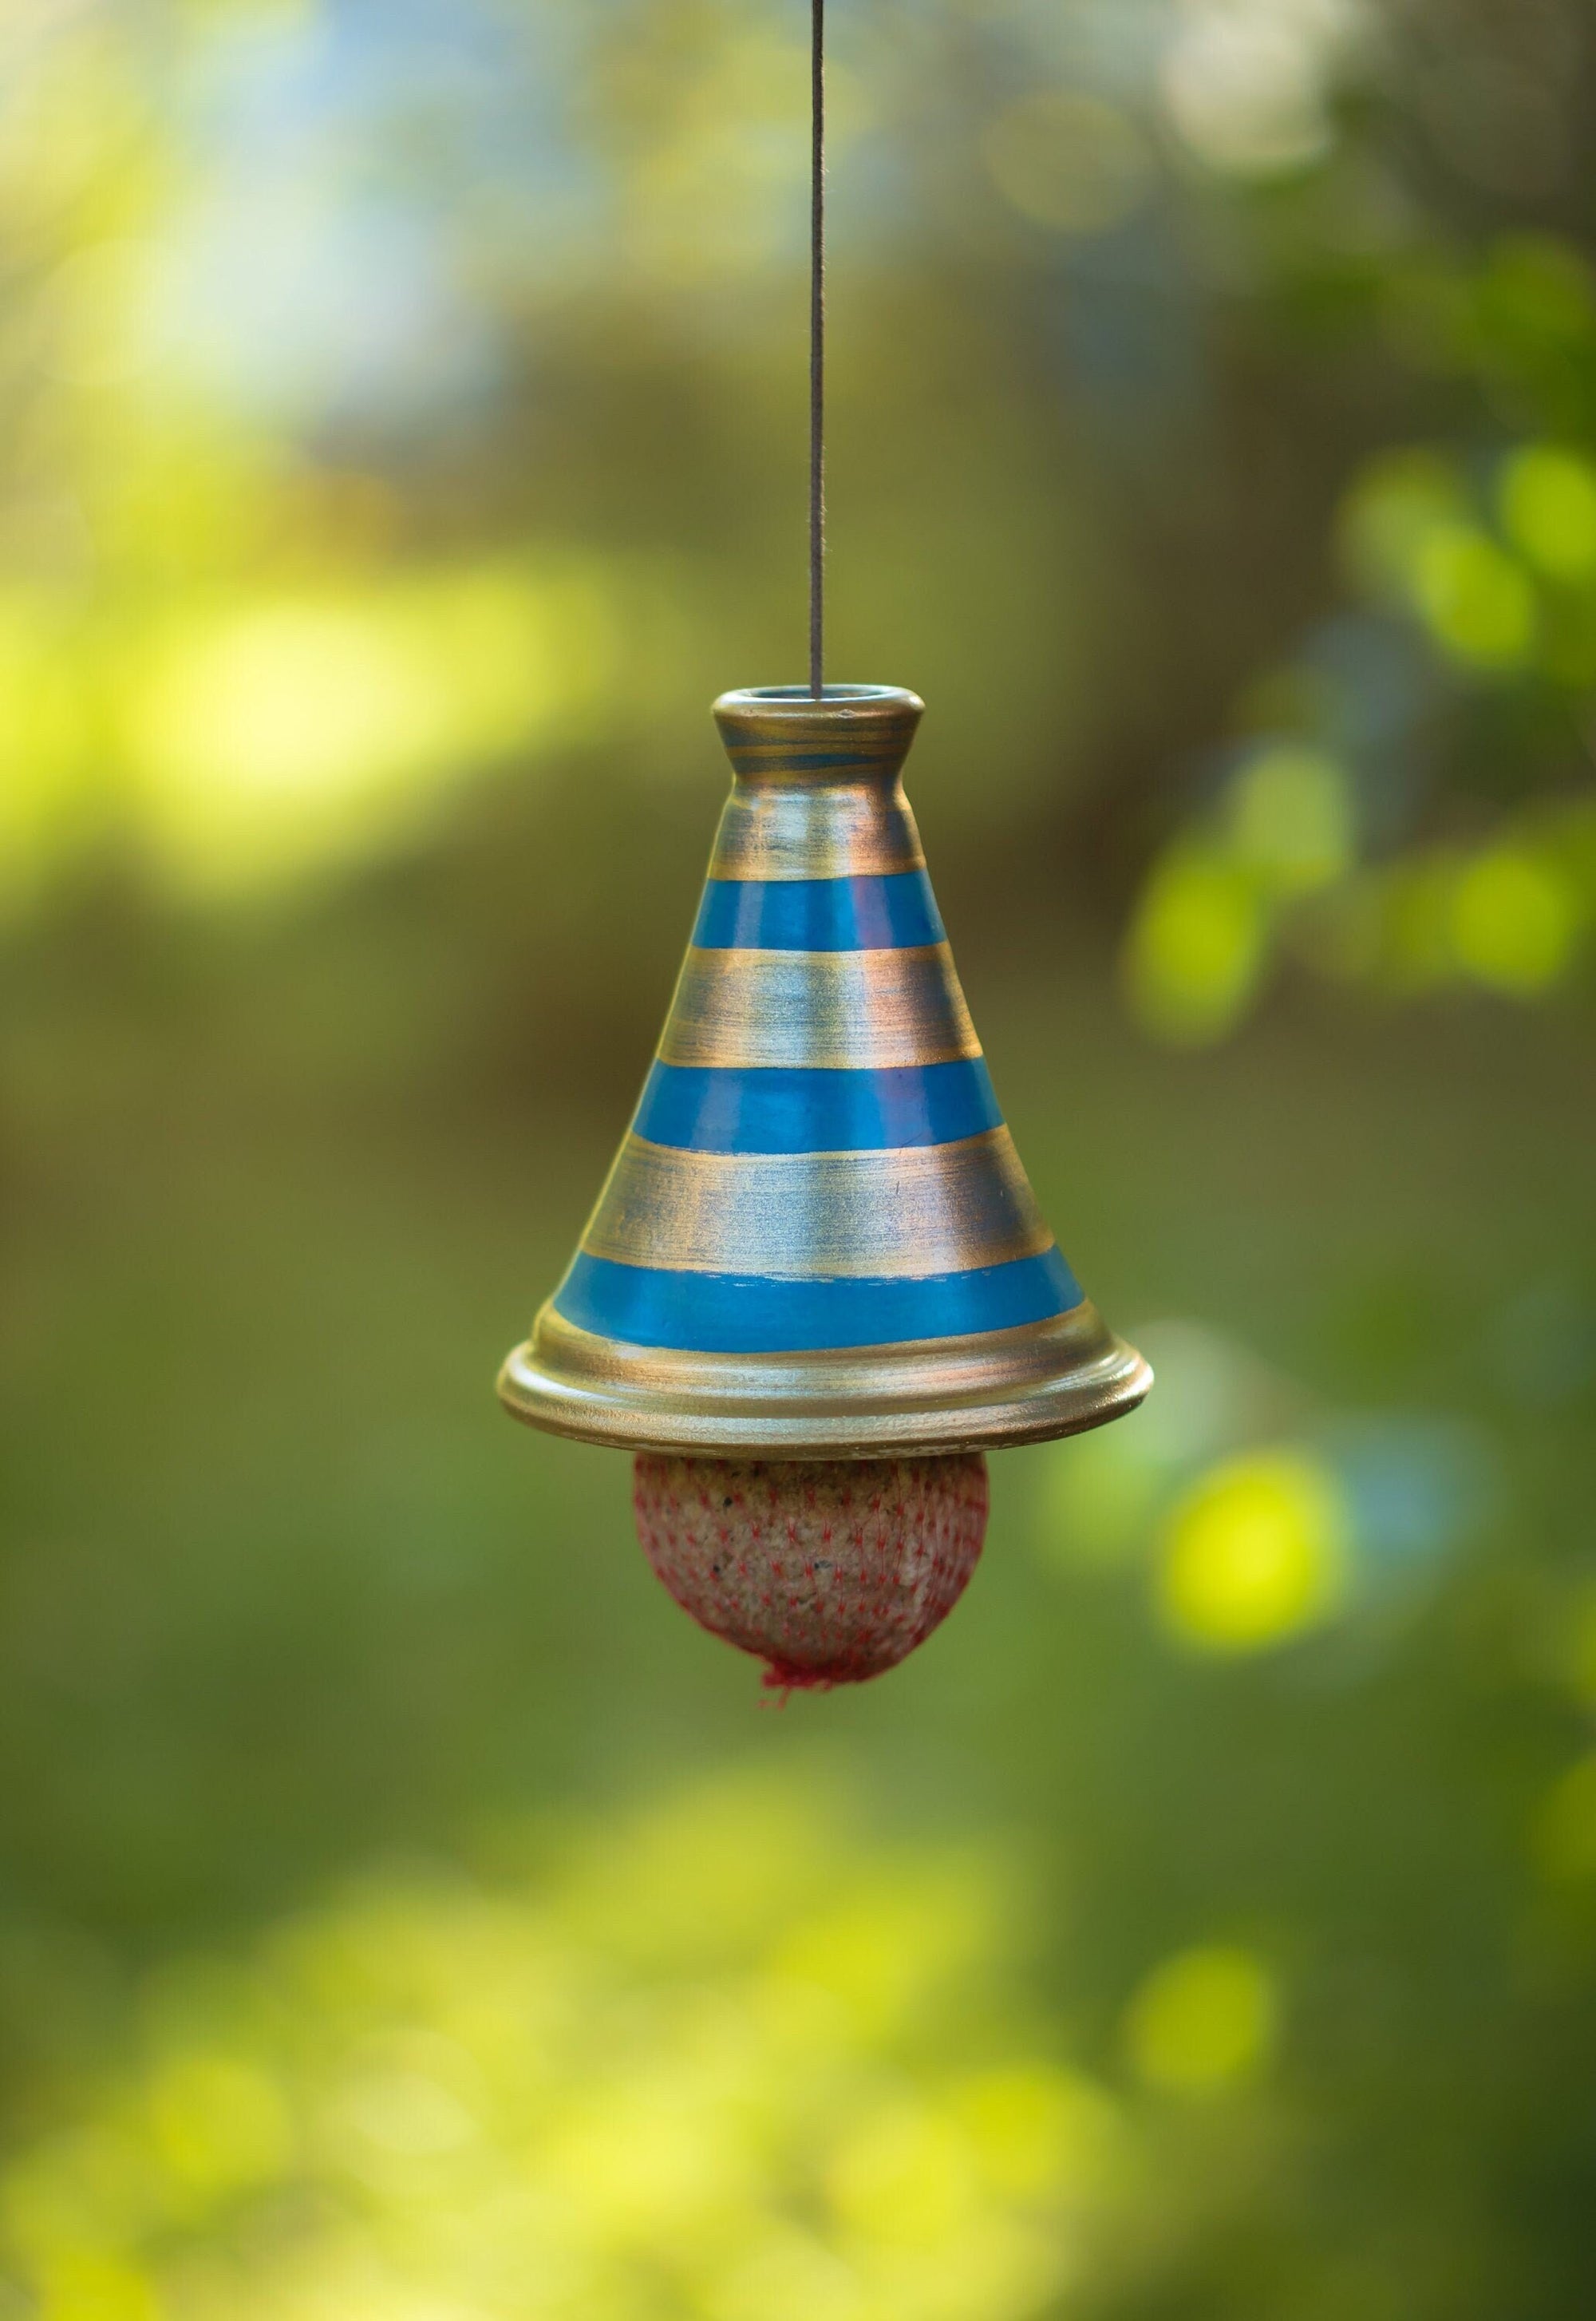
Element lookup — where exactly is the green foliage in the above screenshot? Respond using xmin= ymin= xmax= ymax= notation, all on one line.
xmin=1 ymin=1774 xmax=1128 ymax=2321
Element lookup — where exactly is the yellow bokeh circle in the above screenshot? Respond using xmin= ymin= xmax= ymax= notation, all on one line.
xmin=1158 ymin=1448 xmax=1351 ymax=1652
xmin=1124 ymin=1945 xmax=1278 ymax=2095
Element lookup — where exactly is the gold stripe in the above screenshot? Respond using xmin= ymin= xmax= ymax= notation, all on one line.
xmin=708 ymin=783 xmax=925 ymax=881
xmin=579 ymin=1128 xmax=1051 ymax=1279
xmin=658 ymin=942 xmax=978 ymax=1070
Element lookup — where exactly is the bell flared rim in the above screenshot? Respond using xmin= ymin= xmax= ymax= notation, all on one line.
xmin=498 ymin=1299 xmax=1152 ymax=1459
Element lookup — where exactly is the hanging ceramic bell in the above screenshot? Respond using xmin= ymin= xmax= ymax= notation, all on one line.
xmin=500 ymin=683 xmax=1151 ymax=1689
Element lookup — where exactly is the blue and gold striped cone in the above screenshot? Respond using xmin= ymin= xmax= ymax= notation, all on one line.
xmin=500 ymin=686 xmax=1150 ymax=1455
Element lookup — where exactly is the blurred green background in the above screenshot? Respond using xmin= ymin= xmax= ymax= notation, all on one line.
xmin=3 ymin=2 xmax=1596 ymax=2316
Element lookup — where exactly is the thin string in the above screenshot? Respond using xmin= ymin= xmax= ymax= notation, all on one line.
xmin=809 ymin=0 xmax=825 ymax=698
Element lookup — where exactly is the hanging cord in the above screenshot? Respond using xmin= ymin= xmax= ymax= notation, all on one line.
xmin=809 ymin=0 xmax=826 ymax=698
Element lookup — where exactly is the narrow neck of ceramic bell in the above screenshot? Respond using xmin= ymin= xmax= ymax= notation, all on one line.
xmin=707 ymin=686 xmax=928 ymax=884
xmin=712 ymin=686 xmax=925 ymax=789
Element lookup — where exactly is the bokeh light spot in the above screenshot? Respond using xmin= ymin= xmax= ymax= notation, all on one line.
xmin=1499 ymin=445 xmax=1596 ymax=578
xmin=773 ymin=1873 xmax=998 ymax=2040
xmin=1412 ymin=524 xmax=1535 ymax=668
xmin=1122 ymin=847 xmax=1269 ymax=1046
xmin=1449 ymin=847 xmax=1582 ymax=994
xmin=1124 ymin=1945 xmax=1278 ymax=2095
xmin=826 ymin=2102 xmax=980 ymax=2248
xmin=1339 ymin=450 xmax=1468 ymax=600
xmin=0 ymin=1777 xmax=1101 ymax=2321
xmin=34 ymin=2252 xmax=162 ymax=2321
xmin=146 ymin=2050 xmax=291 ymax=2197
xmin=120 ymin=563 xmax=618 ymax=896
xmin=952 ymin=2065 xmax=1122 ymax=2200
xmin=1159 ymin=0 xmax=1357 ymax=178
xmin=1226 ymin=745 xmax=1354 ymax=896
xmin=1158 ymin=1449 xmax=1351 ymax=1652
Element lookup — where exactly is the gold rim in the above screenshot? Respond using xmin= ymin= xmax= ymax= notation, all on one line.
xmin=498 ymin=1301 xmax=1152 ymax=1457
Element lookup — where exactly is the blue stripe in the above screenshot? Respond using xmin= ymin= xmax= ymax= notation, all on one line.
xmin=633 ymin=1060 xmax=1003 ymax=1153
xmin=692 ymin=871 xmax=943 ymax=951
xmin=553 ymin=1247 xmax=1082 ymax=1354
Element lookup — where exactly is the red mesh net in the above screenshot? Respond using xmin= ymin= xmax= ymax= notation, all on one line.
xmin=632 ymin=1452 xmax=989 ymax=1690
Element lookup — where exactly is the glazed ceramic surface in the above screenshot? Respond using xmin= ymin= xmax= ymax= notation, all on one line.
xmin=500 ymin=686 xmax=1150 ymax=1454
